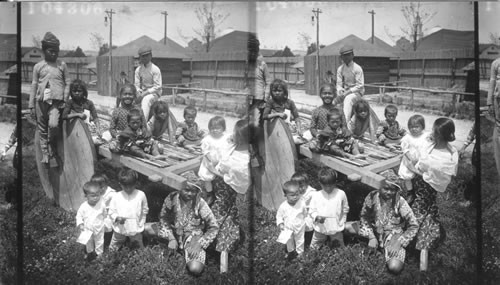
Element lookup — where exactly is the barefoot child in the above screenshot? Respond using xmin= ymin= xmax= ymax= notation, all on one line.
xmin=76 ymin=181 xmax=106 ymax=259
xmin=198 ymin=116 xmax=232 ymax=193
xmin=376 ymin=105 xmax=406 ymax=147
xmin=175 ymin=106 xmax=205 ymax=150
xmin=116 ymin=108 xmax=163 ymax=160
xmin=276 ymin=181 xmax=308 ymax=258
xmin=109 ymin=168 xmax=149 ymax=250
xmin=348 ymin=99 xmax=377 ymax=142
xmin=309 ymin=108 xmax=363 ymax=160
xmin=310 ymin=83 xmax=342 ymax=138
xmin=398 ymin=115 xmax=428 ymax=193
xmin=62 ymin=79 xmax=102 ymax=144
xmin=262 ymin=79 xmax=303 ymax=140
xmin=359 ymin=175 xmax=418 ymax=275
xmin=408 ymin=118 xmax=459 ymax=271
xmin=309 ymin=168 xmax=349 ymax=249
xmin=158 ymin=183 xmax=219 ymax=276
xmin=29 ymin=32 xmax=71 ymax=165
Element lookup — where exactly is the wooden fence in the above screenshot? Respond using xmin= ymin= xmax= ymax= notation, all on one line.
xmin=264 ymin=57 xmax=304 ymax=83
xmin=21 ymin=57 xmax=97 ymax=84
xmin=389 ymin=48 xmax=474 ymax=89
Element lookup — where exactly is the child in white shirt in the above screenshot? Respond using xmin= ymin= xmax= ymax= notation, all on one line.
xmin=198 ymin=116 xmax=232 ymax=194
xmin=291 ymin=172 xmax=316 ymax=245
xmin=76 ymin=181 xmax=106 ymax=259
xmin=276 ymin=181 xmax=307 ymax=258
xmin=398 ymin=115 xmax=428 ymax=192
xmin=109 ymin=168 xmax=149 ymax=250
xmin=91 ymin=173 xmax=117 ymax=232
xmin=309 ymin=168 xmax=349 ymax=249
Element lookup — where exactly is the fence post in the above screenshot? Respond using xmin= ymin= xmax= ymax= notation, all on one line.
xmin=172 ymin=87 xmax=177 ymax=106
xmin=379 ymin=87 xmax=383 ymax=104
xmin=214 ymin=60 xmax=218 ymax=89
xmin=204 ymin=90 xmax=207 ymax=112
xmin=410 ymin=89 xmax=414 ymax=111
xmin=421 ymin=58 xmax=426 ymax=87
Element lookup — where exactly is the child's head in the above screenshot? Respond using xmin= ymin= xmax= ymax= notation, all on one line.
xmin=179 ymin=182 xmax=201 ymax=203
xmin=233 ymin=119 xmax=249 ymax=146
xmin=127 ymin=108 xmax=144 ymax=131
xmin=432 ymin=117 xmax=455 ymax=143
xmin=353 ymin=99 xmax=370 ymax=120
xmin=319 ymin=83 xmax=336 ymax=105
xmin=327 ymin=108 xmax=344 ymax=130
xmin=379 ymin=180 xmax=400 ymax=201
xmin=69 ymin=79 xmax=88 ymax=102
xmin=384 ymin=105 xmax=398 ymax=123
xmin=318 ymin=168 xmax=338 ymax=191
xmin=183 ymin=106 xmax=197 ymax=125
xmin=118 ymin=168 xmax=138 ymax=193
xmin=407 ymin=114 xmax=425 ymax=137
xmin=120 ymin=83 xmax=137 ymax=107
xmin=90 ymin=173 xmax=109 ymax=195
xmin=291 ymin=172 xmax=309 ymax=195
xmin=152 ymin=100 xmax=170 ymax=121
xmin=41 ymin=32 xmax=60 ymax=62
xmin=283 ymin=180 xmax=301 ymax=206
xmin=269 ymin=79 xmax=288 ymax=102
xmin=208 ymin=116 xmax=226 ymax=139
xmin=83 ymin=181 xmax=102 ymax=206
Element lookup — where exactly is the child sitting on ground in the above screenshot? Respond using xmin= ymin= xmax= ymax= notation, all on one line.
xmin=158 ymin=182 xmax=219 ymax=276
xmin=115 ymin=108 xmax=163 ymax=160
xmin=262 ymin=78 xmax=303 ymax=142
xmin=310 ymin=83 xmax=342 ymax=139
xmin=376 ymin=105 xmax=406 ymax=147
xmin=109 ymin=168 xmax=149 ymax=250
xmin=90 ymin=173 xmax=116 ymax=232
xmin=107 ymin=83 xmax=144 ymax=140
xmin=359 ymin=173 xmax=419 ymax=275
xmin=398 ymin=114 xmax=428 ymax=193
xmin=291 ymin=172 xmax=317 ymax=246
xmin=348 ymin=99 xmax=377 ymax=143
xmin=276 ymin=180 xmax=307 ymax=259
xmin=175 ymin=106 xmax=205 ymax=151
xmin=309 ymin=168 xmax=349 ymax=249
xmin=198 ymin=116 xmax=232 ymax=194
xmin=62 ymin=79 xmax=102 ymax=144
xmin=147 ymin=100 xmax=174 ymax=143
xmin=309 ymin=108 xmax=363 ymax=160
xmin=76 ymin=181 xmax=106 ymax=260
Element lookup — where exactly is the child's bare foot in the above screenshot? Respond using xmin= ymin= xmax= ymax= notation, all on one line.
xmin=41 ymin=154 xmax=49 ymax=164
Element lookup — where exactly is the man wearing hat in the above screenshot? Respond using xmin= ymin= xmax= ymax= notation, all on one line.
xmin=134 ymin=45 xmax=162 ymax=121
xmin=488 ymin=53 xmax=500 ymax=178
xmin=335 ymin=45 xmax=365 ymax=122
xmin=29 ymin=31 xmax=71 ymax=166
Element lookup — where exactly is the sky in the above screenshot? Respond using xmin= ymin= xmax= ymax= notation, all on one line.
xmin=0 ymin=2 xmax=17 ymax=33
xmin=479 ymin=2 xmax=500 ymax=43
xmin=256 ymin=2 xmax=474 ymax=50
xmin=21 ymin=2 xmax=250 ymax=51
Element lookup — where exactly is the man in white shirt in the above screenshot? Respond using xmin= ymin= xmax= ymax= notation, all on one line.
xmin=335 ymin=45 xmax=365 ymax=122
xmin=135 ymin=45 xmax=162 ymax=121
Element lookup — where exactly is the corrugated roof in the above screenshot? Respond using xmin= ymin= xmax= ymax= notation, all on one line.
xmin=207 ymin=30 xmax=249 ymax=53
xmin=157 ymin=36 xmax=190 ymax=55
xmin=102 ymin=35 xmax=188 ymax=59
xmin=312 ymin=34 xmax=395 ymax=58
xmin=365 ymin=36 xmax=399 ymax=54
xmin=416 ymin=29 xmax=474 ymax=50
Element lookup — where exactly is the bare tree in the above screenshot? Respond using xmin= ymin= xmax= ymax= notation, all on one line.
xmin=385 ymin=2 xmax=437 ymax=51
xmin=89 ymin=32 xmax=106 ymax=52
xmin=32 ymin=35 xmax=41 ymax=48
xmin=193 ymin=2 xmax=229 ymax=52
xmin=297 ymin=32 xmax=311 ymax=51
xmin=489 ymin=32 xmax=500 ymax=46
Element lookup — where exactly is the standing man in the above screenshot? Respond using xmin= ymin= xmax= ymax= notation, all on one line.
xmin=487 ymin=56 xmax=500 ymax=177
xmin=334 ymin=45 xmax=365 ymax=122
xmin=135 ymin=45 xmax=162 ymax=121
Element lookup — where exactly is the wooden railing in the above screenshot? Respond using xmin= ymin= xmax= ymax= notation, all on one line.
xmin=163 ymin=86 xmax=249 ymax=111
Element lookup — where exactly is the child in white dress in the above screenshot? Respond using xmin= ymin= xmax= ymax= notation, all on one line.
xmin=198 ymin=116 xmax=232 ymax=194
xmin=91 ymin=173 xmax=116 ymax=232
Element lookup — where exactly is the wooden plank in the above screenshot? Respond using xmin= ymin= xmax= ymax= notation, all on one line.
xmin=365 ymin=155 xmax=403 ymax=172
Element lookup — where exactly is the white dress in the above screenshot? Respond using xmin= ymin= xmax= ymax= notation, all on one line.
xmin=398 ymin=131 xmax=429 ymax=180
xmin=198 ymin=133 xmax=232 ymax=181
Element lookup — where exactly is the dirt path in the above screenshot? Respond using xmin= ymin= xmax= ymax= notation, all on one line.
xmin=289 ymin=89 xmax=474 ymax=151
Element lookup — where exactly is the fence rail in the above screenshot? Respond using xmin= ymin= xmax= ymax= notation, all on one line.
xmin=163 ymin=86 xmax=249 ymax=111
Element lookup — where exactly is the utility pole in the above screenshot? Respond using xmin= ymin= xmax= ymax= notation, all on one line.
xmin=312 ymin=8 xmax=322 ymax=94
xmin=161 ymin=11 xmax=168 ymax=45
xmin=368 ymin=10 xmax=375 ymax=44
xmin=105 ymin=9 xmax=115 ymax=97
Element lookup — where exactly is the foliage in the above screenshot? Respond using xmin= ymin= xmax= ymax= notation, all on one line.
xmin=64 ymin=46 xmax=86 ymax=58
xmin=272 ymin=46 xmax=295 ymax=57
xmin=489 ymin=32 xmax=500 ymax=46
xmin=193 ymin=1 xmax=229 ymax=52
xmin=306 ymin=43 xmax=326 ymax=55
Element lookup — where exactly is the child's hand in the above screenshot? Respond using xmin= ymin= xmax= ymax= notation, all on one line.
xmin=279 ymin=224 xmax=285 ymax=231
xmin=279 ymin=113 xmax=288 ymax=120
xmin=458 ymin=146 xmax=467 ymax=158
xmin=168 ymin=239 xmax=178 ymax=250
xmin=115 ymin=217 xmax=126 ymax=225
xmin=315 ymin=216 xmax=326 ymax=224
xmin=79 ymin=113 xmax=87 ymax=120
xmin=368 ymin=238 xmax=378 ymax=248
xmin=78 ymin=224 xmax=85 ymax=232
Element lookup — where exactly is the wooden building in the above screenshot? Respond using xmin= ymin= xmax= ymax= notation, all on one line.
xmin=479 ymin=44 xmax=500 ymax=79
xmin=304 ymin=34 xmax=395 ymax=95
xmin=97 ymin=35 xmax=188 ymax=96
xmin=0 ymin=34 xmax=17 ymax=75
